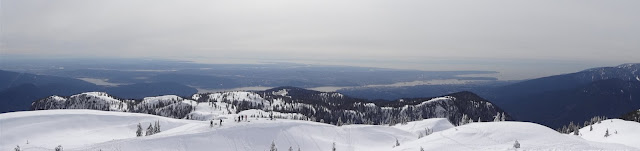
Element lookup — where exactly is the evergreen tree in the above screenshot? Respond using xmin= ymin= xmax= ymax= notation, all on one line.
xmin=477 ymin=117 xmax=481 ymax=122
xmin=270 ymin=141 xmax=277 ymax=151
xmin=590 ymin=125 xmax=593 ymax=131
xmin=146 ymin=124 xmax=153 ymax=136
xmin=559 ymin=125 xmax=568 ymax=134
xmin=493 ymin=112 xmax=501 ymax=122
xmin=418 ymin=132 xmax=424 ymax=138
xmin=395 ymin=138 xmax=400 ymax=147
xmin=568 ymin=122 xmax=575 ymax=134
xmin=425 ymin=128 xmax=432 ymax=136
xmin=155 ymin=121 xmax=161 ymax=133
xmin=400 ymin=111 xmax=409 ymax=125
xmin=14 ymin=145 xmax=20 ymax=151
xmin=500 ymin=112 xmax=506 ymax=121
xmin=605 ymin=129 xmax=610 ymax=137
xmin=513 ymin=140 xmax=520 ymax=149
xmin=288 ymin=146 xmax=293 ymax=151
xmin=337 ymin=117 xmax=343 ymax=126
xmin=136 ymin=123 xmax=143 ymax=137
xmin=573 ymin=127 xmax=580 ymax=135
xmin=459 ymin=114 xmax=469 ymax=126
xmin=55 ymin=145 xmax=63 ymax=151
xmin=420 ymin=147 xmax=424 ymax=151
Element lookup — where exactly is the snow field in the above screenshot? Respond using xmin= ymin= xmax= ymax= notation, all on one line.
xmin=2 ymin=110 xmax=638 ymax=151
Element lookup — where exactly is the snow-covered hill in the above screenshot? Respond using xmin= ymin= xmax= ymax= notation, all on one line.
xmin=0 ymin=110 xmax=191 ymax=151
xmin=579 ymin=119 xmax=640 ymax=149
xmin=1 ymin=110 xmax=637 ymax=151
xmin=395 ymin=121 xmax=636 ymax=151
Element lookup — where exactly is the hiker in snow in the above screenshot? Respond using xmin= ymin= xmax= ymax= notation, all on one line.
xmin=219 ymin=119 xmax=223 ymax=126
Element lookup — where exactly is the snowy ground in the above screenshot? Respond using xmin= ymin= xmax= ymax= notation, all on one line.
xmin=1 ymin=110 xmax=638 ymax=151
xmin=579 ymin=119 xmax=640 ymax=149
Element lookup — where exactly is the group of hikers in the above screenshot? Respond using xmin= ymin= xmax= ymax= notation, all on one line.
xmin=210 ymin=115 xmax=251 ymax=128
xmin=210 ymin=119 xmax=223 ymax=127
xmin=236 ymin=115 xmax=249 ymax=122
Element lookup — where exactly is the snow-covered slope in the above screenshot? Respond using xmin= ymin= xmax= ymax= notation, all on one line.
xmin=394 ymin=122 xmax=636 ymax=151
xmin=0 ymin=110 xmax=191 ymax=151
xmin=392 ymin=118 xmax=454 ymax=135
xmin=579 ymin=119 xmax=640 ymax=149
xmin=1 ymin=110 xmax=637 ymax=151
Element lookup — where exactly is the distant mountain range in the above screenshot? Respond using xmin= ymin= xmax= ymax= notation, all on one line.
xmin=6 ymin=63 xmax=640 ymax=129
xmin=484 ymin=63 xmax=640 ymax=128
xmin=0 ymin=70 xmax=197 ymax=113
xmin=32 ymin=87 xmax=511 ymax=126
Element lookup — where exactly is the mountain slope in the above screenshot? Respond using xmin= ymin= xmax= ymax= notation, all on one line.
xmin=489 ymin=63 xmax=640 ymax=100
xmin=33 ymin=87 xmax=511 ymax=126
xmin=483 ymin=63 xmax=640 ymax=128
xmin=507 ymin=79 xmax=640 ymax=128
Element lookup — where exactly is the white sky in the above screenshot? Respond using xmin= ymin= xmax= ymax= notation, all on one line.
xmin=1 ymin=0 xmax=639 ymax=80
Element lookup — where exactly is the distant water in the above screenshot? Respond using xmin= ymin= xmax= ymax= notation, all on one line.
xmin=197 ymin=79 xmax=490 ymax=93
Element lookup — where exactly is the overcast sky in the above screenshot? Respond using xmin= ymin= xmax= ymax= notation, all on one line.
xmin=1 ymin=0 xmax=639 ymax=80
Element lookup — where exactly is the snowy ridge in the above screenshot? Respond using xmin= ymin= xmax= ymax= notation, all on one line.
xmin=67 ymin=92 xmax=129 ymax=112
xmin=33 ymin=88 xmax=510 ymax=126
xmin=32 ymin=92 xmax=131 ymax=112
xmin=32 ymin=93 xmax=195 ymax=119
xmin=580 ymin=63 xmax=640 ymax=82
xmin=1 ymin=110 xmax=637 ymax=151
